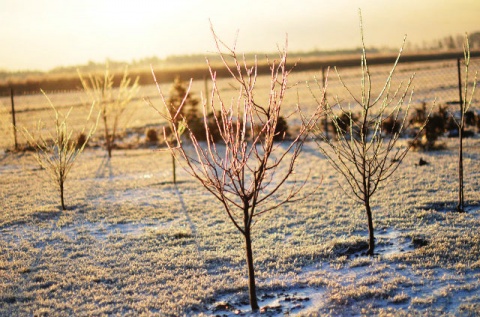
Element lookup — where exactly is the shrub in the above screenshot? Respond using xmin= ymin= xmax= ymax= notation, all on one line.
xmin=76 ymin=133 xmax=88 ymax=149
xmin=382 ymin=116 xmax=401 ymax=136
xmin=274 ymin=115 xmax=290 ymax=141
xmin=333 ymin=112 xmax=361 ymax=139
xmin=145 ymin=128 xmax=159 ymax=144
xmin=409 ymin=104 xmax=446 ymax=150
xmin=167 ymin=76 xmax=200 ymax=131
xmin=465 ymin=110 xmax=476 ymax=126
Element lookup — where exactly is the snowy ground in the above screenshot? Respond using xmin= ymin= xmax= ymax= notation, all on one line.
xmin=1 ymin=138 xmax=480 ymax=316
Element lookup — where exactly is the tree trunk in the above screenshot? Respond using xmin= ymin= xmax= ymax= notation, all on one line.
xmin=172 ymin=153 xmax=176 ymax=184
xmin=60 ymin=180 xmax=66 ymax=211
xmin=103 ymin=113 xmax=112 ymax=158
xmin=106 ymin=134 xmax=113 ymax=158
xmin=456 ymin=57 xmax=465 ymax=213
xmin=364 ymin=199 xmax=375 ymax=256
xmin=457 ymin=124 xmax=465 ymax=212
xmin=244 ymin=229 xmax=259 ymax=311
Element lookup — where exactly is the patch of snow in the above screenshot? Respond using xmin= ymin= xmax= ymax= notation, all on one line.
xmin=210 ymin=287 xmax=325 ymax=317
xmin=376 ymin=228 xmax=414 ymax=256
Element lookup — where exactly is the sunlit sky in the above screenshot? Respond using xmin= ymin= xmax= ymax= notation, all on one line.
xmin=1 ymin=0 xmax=479 ymax=71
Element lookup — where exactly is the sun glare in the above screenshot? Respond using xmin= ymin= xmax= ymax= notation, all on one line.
xmin=0 ymin=0 xmax=479 ymax=71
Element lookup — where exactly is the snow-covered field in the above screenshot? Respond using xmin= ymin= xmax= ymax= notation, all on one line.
xmin=1 ymin=136 xmax=479 ymax=316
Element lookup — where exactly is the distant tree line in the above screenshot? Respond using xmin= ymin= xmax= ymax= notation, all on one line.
xmin=1 ymin=30 xmax=480 ymax=96
xmin=411 ymin=31 xmax=480 ymax=51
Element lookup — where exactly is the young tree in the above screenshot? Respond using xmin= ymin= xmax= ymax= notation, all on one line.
xmin=78 ymin=64 xmax=139 ymax=158
xmin=454 ymin=34 xmax=477 ymax=212
xmin=149 ymin=30 xmax=323 ymax=311
xmin=23 ymin=91 xmax=97 ymax=210
xmin=308 ymin=14 xmax=427 ymax=256
xmin=167 ymin=76 xmax=200 ymax=125
xmin=165 ymin=76 xmax=200 ymax=183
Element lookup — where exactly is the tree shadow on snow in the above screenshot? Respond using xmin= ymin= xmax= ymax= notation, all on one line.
xmin=418 ymin=200 xmax=480 ymax=213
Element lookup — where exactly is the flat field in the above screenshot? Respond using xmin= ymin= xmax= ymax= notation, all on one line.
xmin=1 ymin=137 xmax=480 ymax=316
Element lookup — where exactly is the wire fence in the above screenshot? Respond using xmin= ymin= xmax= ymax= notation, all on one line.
xmin=322 ymin=57 xmax=479 ymax=108
xmin=0 ymin=56 xmax=479 ymax=150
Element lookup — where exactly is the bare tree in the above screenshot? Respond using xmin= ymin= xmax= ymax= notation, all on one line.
xmin=23 ymin=91 xmax=97 ymax=210
xmin=308 ymin=14 xmax=427 ymax=256
xmin=454 ymin=34 xmax=477 ymax=212
xmin=149 ymin=29 xmax=323 ymax=311
xmin=78 ymin=64 xmax=139 ymax=158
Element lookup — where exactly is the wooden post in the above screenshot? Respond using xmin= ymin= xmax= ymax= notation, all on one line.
xmin=10 ymin=88 xmax=18 ymax=150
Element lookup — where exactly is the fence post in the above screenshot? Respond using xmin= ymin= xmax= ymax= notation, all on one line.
xmin=10 ymin=87 xmax=18 ymax=150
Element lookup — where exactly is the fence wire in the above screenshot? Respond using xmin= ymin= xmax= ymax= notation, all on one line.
xmin=306 ymin=57 xmax=480 ymax=138
xmin=0 ymin=57 xmax=479 ymax=150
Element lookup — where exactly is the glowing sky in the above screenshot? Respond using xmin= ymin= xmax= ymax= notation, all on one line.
xmin=1 ymin=0 xmax=479 ymax=71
